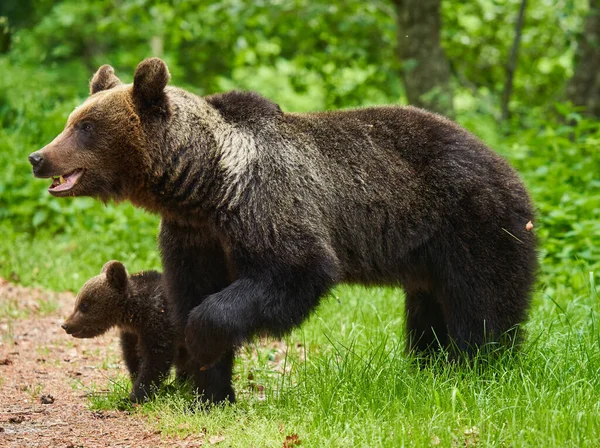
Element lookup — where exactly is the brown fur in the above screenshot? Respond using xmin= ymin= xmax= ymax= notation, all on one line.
xmin=62 ymin=261 xmax=184 ymax=402
xmin=90 ymin=65 xmax=123 ymax=95
xmin=34 ymin=58 xmax=537 ymax=404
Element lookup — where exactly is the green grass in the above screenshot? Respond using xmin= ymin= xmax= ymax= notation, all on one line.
xmin=2 ymin=58 xmax=600 ymax=446
xmin=81 ymin=282 xmax=600 ymax=447
xmin=0 ymin=294 xmax=29 ymax=320
xmin=37 ymin=297 xmax=60 ymax=316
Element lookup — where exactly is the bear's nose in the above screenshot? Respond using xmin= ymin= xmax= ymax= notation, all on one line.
xmin=61 ymin=323 xmax=69 ymax=332
xmin=28 ymin=152 xmax=43 ymax=168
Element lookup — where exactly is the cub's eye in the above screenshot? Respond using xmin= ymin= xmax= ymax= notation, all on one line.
xmin=79 ymin=302 xmax=88 ymax=312
xmin=80 ymin=122 xmax=94 ymax=133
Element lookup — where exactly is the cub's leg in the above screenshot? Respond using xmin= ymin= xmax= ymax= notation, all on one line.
xmin=173 ymin=344 xmax=190 ymax=383
xmin=119 ymin=331 xmax=140 ymax=381
xmin=129 ymin=332 xmax=174 ymax=402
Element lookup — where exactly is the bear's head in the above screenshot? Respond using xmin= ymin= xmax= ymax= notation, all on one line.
xmin=28 ymin=58 xmax=171 ymax=202
xmin=62 ymin=260 xmax=129 ymax=338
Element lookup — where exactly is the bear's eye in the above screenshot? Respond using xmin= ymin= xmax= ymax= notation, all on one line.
xmin=80 ymin=122 xmax=94 ymax=133
xmin=79 ymin=302 xmax=88 ymax=312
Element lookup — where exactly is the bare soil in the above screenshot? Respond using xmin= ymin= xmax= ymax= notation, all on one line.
xmin=0 ymin=278 xmax=204 ymax=447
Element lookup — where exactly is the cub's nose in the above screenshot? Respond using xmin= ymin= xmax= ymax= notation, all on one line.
xmin=61 ymin=323 xmax=70 ymax=333
xmin=28 ymin=152 xmax=44 ymax=169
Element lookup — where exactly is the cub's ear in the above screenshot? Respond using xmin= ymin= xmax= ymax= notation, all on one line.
xmin=133 ymin=57 xmax=170 ymax=110
xmin=101 ymin=260 xmax=128 ymax=291
xmin=90 ymin=65 xmax=123 ymax=95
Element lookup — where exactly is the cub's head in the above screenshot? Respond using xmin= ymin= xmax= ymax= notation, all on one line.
xmin=62 ymin=260 xmax=129 ymax=338
xmin=28 ymin=58 xmax=171 ymax=201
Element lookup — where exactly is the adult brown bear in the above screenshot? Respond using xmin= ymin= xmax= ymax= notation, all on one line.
xmin=29 ymin=58 xmax=537 ymax=404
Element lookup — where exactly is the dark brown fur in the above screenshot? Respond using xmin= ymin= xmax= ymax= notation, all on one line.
xmin=62 ymin=261 xmax=186 ymax=402
xmin=35 ymin=58 xmax=537 ymax=403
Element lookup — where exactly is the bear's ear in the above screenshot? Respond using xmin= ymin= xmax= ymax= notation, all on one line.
xmin=132 ymin=57 xmax=170 ymax=110
xmin=101 ymin=260 xmax=128 ymax=291
xmin=90 ymin=65 xmax=123 ymax=95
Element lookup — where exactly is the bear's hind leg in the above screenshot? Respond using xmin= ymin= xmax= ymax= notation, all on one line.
xmin=435 ymin=231 xmax=535 ymax=358
xmin=442 ymin=289 xmax=525 ymax=358
xmin=404 ymin=289 xmax=448 ymax=355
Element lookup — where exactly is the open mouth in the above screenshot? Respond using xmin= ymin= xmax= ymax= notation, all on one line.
xmin=48 ymin=169 xmax=84 ymax=194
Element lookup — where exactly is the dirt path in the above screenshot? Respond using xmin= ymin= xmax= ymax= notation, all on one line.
xmin=0 ymin=278 xmax=203 ymax=447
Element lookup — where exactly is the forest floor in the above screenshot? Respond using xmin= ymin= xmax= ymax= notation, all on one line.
xmin=0 ymin=278 xmax=207 ymax=448
xmin=2 ymin=271 xmax=599 ymax=447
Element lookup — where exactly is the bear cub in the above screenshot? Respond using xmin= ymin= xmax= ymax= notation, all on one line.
xmin=62 ymin=260 xmax=183 ymax=402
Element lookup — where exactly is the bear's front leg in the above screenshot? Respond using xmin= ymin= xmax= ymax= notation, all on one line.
xmin=160 ymin=219 xmax=237 ymax=402
xmin=185 ymin=261 xmax=336 ymax=368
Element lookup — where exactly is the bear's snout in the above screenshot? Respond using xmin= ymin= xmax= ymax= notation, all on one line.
xmin=28 ymin=152 xmax=44 ymax=173
xmin=61 ymin=322 xmax=73 ymax=334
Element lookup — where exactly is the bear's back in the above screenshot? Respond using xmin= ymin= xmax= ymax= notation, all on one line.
xmin=125 ymin=271 xmax=173 ymax=336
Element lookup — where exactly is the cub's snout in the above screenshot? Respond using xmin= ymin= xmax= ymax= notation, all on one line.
xmin=61 ymin=320 xmax=82 ymax=336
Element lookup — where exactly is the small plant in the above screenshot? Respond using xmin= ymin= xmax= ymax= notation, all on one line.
xmin=86 ymin=375 xmax=133 ymax=412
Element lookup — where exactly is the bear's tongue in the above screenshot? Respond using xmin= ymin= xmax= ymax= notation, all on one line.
xmin=50 ymin=169 xmax=83 ymax=192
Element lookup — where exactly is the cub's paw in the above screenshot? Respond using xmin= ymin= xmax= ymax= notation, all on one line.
xmin=129 ymin=384 xmax=151 ymax=403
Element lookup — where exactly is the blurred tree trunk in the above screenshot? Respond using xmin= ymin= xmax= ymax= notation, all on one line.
xmin=151 ymin=35 xmax=164 ymax=58
xmin=566 ymin=0 xmax=600 ymax=118
xmin=501 ymin=0 xmax=527 ymax=121
xmin=0 ymin=17 xmax=11 ymax=54
xmin=392 ymin=0 xmax=454 ymax=116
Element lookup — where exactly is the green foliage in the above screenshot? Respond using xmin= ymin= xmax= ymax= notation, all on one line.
xmin=507 ymin=104 xmax=600 ymax=290
xmin=444 ymin=0 xmax=589 ymax=116
xmin=7 ymin=0 xmax=400 ymax=110
xmin=3 ymin=0 xmax=591 ymax=115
